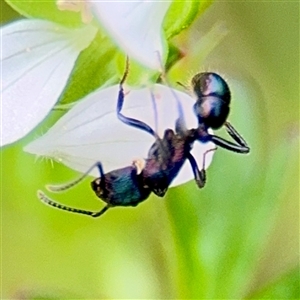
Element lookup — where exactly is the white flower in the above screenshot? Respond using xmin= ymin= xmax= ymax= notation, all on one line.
xmin=88 ymin=0 xmax=171 ymax=70
xmin=24 ymin=84 xmax=215 ymax=187
xmin=1 ymin=19 xmax=97 ymax=146
xmin=1 ymin=1 xmax=172 ymax=146
xmin=3 ymin=1 xmax=215 ymax=188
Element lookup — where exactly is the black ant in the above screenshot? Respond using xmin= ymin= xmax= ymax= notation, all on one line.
xmin=117 ymin=61 xmax=249 ymax=197
xmin=38 ymin=60 xmax=249 ymax=217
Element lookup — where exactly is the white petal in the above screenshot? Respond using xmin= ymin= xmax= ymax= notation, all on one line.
xmin=24 ymin=84 xmax=214 ymax=187
xmin=89 ymin=1 xmax=171 ymax=70
xmin=1 ymin=19 xmax=97 ymax=146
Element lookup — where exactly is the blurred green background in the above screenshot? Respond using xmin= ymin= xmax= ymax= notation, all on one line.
xmin=1 ymin=1 xmax=299 ymax=299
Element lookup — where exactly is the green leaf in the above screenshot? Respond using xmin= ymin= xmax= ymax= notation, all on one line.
xmin=168 ymin=22 xmax=228 ymax=85
xmin=5 ymin=0 xmax=82 ymax=27
xmin=165 ymin=43 xmax=183 ymax=72
xmin=248 ymin=267 xmax=300 ymax=299
xmin=115 ymin=54 xmax=161 ymax=87
xmin=59 ymin=32 xmax=161 ymax=105
xmin=1 ymin=0 xmax=21 ymax=24
xmin=163 ymin=0 xmax=213 ymax=39
xmin=58 ymin=32 xmax=119 ymax=105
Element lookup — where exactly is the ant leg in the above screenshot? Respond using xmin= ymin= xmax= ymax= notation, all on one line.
xmin=47 ymin=162 xmax=105 ymax=192
xmin=117 ymin=86 xmax=157 ymax=136
xmin=116 ymin=58 xmax=157 ymax=137
xmin=175 ymin=116 xmax=187 ymax=136
xmin=205 ymin=122 xmax=250 ymax=154
xmin=198 ymin=147 xmax=217 ymax=188
xmin=208 ymin=122 xmax=249 ymax=153
xmin=149 ymin=89 xmax=159 ymax=136
xmin=187 ymin=153 xmax=205 ymax=188
xmin=91 ymin=205 xmax=110 ymax=218
xmin=209 ymin=134 xmax=249 ymax=154
xmin=155 ymin=51 xmax=187 ymax=135
xmin=225 ymin=121 xmax=250 ymax=150
xmin=188 ymin=147 xmax=217 ymax=188
xmin=37 ymin=190 xmax=110 ymax=218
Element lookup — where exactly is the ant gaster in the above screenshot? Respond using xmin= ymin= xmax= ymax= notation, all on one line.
xmin=191 ymin=72 xmax=249 ymax=153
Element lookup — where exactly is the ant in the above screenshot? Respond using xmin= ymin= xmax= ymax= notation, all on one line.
xmin=38 ymin=59 xmax=249 ymax=217
xmin=117 ymin=60 xmax=250 ymax=197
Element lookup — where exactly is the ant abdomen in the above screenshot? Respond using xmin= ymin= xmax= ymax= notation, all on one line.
xmin=193 ymin=95 xmax=230 ymax=129
xmin=192 ymin=72 xmax=231 ymax=129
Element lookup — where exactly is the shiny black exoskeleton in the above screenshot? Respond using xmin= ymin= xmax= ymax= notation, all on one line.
xmin=117 ymin=69 xmax=249 ymax=197
xmin=90 ymin=161 xmax=151 ymax=216
xmin=192 ymin=72 xmax=230 ymax=129
xmin=38 ymin=159 xmax=151 ymax=218
xmin=191 ymin=72 xmax=250 ymax=153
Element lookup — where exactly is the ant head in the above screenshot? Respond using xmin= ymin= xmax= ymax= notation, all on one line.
xmin=91 ymin=178 xmax=105 ymax=199
xmin=151 ymin=177 xmax=168 ymax=197
xmin=191 ymin=72 xmax=231 ymax=129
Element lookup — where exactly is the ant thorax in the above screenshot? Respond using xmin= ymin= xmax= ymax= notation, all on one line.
xmin=142 ymin=128 xmax=196 ymax=197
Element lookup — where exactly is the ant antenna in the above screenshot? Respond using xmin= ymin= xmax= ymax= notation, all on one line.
xmin=155 ymin=51 xmax=187 ymax=134
xmin=149 ymin=88 xmax=171 ymax=158
xmin=150 ymin=89 xmax=159 ymax=135
xmin=37 ymin=190 xmax=110 ymax=218
xmin=46 ymin=162 xmax=103 ymax=192
xmin=117 ymin=56 xmax=159 ymax=139
xmin=224 ymin=121 xmax=249 ymax=149
xmin=202 ymin=147 xmax=217 ymax=170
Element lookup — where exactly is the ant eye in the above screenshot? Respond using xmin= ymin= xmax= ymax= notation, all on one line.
xmin=91 ymin=178 xmax=101 ymax=192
